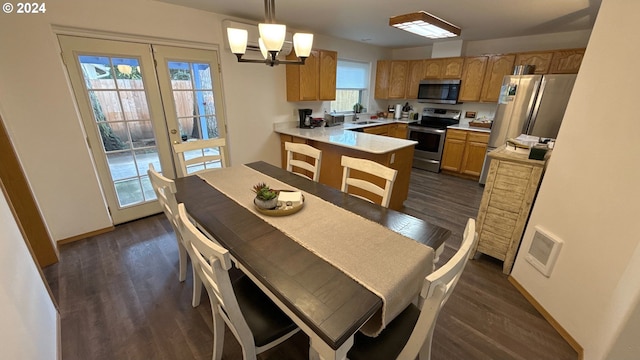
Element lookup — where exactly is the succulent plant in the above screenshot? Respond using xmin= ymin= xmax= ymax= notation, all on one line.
xmin=252 ymin=182 xmax=278 ymax=201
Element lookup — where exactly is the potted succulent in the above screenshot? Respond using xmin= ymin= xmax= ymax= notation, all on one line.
xmin=252 ymin=182 xmax=278 ymax=210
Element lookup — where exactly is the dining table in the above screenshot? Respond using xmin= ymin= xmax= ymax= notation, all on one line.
xmin=174 ymin=161 xmax=450 ymax=360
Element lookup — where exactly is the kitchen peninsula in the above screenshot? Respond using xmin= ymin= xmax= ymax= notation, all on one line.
xmin=275 ymin=121 xmax=416 ymax=210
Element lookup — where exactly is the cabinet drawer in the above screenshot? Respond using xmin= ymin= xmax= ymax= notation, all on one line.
xmin=445 ymin=129 xmax=467 ymax=140
xmin=467 ymin=131 xmax=489 ymax=143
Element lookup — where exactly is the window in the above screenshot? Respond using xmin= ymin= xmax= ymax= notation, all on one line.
xmin=331 ymin=60 xmax=370 ymax=113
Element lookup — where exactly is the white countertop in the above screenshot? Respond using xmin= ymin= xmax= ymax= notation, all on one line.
xmin=275 ymin=121 xmax=417 ymax=154
xmin=447 ymin=123 xmax=492 ymax=133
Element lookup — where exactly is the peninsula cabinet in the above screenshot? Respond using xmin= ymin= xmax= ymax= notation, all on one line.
xmin=286 ymin=49 xmax=337 ymax=101
xmin=458 ymin=56 xmax=488 ymax=102
xmin=471 ymin=145 xmax=549 ymax=274
xmin=480 ymin=54 xmax=516 ymax=102
xmin=440 ymin=128 xmax=489 ymax=179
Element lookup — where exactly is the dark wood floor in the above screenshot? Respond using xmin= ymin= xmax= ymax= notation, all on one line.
xmin=44 ymin=168 xmax=577 ymax=360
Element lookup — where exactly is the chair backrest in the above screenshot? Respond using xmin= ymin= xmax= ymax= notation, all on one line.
xmin=285 ymin=142 xmax=322 ymax=182
xmin=177 ymin=203 xmax=257 ymax=354
xmin=173 ymin=137 xmax=227 ymax=177
xmin=340 ymin=155 xmax=398 ymax=208
xmin=148 ymin=164 xmax=178 ymax=229
xmin=398 ymin=218 xmax=478 ymax=360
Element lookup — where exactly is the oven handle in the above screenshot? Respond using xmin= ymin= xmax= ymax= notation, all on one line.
xmin=408 ymin=126 xmax=446 ymax=134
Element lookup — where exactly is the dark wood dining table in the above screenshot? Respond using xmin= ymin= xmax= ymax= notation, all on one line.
xmin=174 ymin=161 xmax=450 ymax=359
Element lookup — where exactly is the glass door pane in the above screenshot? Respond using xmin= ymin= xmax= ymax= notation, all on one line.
xmin=153 ymin=45 xmax=228 ymax=174
xmin=59 ymin=36 xmax=174 ymax=224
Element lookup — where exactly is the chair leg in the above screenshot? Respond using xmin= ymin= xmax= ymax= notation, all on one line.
xmin=178 ymin=240 xmax=188 ymax=282
xmin=211 ymin=308 xmax=225 ymax=360
xmin=192 ymin=265 xmax=203 ymax=308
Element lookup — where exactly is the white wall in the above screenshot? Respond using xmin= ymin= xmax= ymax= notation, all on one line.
xmin=510 ymin=0 xmax=640 ymax=358
xmin=0 ymin=188 xmax=58 ymax=359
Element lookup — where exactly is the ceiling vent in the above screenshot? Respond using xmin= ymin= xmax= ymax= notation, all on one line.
xmin=222 ymin=19 xmax=293 ymax=58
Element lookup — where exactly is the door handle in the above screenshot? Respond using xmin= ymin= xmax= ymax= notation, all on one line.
xmin=170 ymin=129 xmax=178 ymax=134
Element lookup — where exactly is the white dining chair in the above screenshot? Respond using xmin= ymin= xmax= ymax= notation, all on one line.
xmin=347 ymin=218 xmax=478 ymax=360
xmin=340 ymin=155 xmax=398 ymax=208
xmin=148 ymin=164 xmax=202 ymax=308
xmin=173 ymin=137 xmax=227 ymax=178
xmin=285 ymin=142 xmax=322 ymax=181
xmin=177 ymin=203 xmax=300 ymax=360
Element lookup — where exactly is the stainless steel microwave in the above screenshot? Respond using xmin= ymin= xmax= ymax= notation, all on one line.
xmin=417 ymin=79 xmax=461 ymax=104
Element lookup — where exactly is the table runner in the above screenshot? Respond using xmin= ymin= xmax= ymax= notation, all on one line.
xmin=197 ymin=165 xmax=434 ymax=336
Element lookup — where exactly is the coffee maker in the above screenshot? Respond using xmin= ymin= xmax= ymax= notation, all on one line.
xmin=298 ymin=108 xmax=313 ymax=128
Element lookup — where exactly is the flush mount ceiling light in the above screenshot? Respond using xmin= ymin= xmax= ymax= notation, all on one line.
xmin=227 ymin=0 xmax=314 ymax=67
xmin=389 ymin=11 xmax=461 ymax=39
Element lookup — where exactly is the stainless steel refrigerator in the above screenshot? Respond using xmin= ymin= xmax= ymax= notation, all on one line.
xmin=479 ymin=73 xmax=577 ymax=184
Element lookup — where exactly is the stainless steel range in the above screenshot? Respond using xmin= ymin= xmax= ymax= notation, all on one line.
xmin=408 ymin=108 xmax=460 ymax=172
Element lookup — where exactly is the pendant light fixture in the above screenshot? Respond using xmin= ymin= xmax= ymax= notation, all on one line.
xmin=227 ymin=0 xmax=314 ymax=67
xmin=389 ymin=11 xmax=461 ymax=39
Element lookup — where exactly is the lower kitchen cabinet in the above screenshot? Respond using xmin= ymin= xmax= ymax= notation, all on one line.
xmin=388 ymin=123 xmax=408 ymax=139
xmin=472 ymin=145 xmax=549 ymax=274
xmin=363 ymin=124 xmax=389 ymax=136
xmin=441 ymin=128 xmax=489 ymax=178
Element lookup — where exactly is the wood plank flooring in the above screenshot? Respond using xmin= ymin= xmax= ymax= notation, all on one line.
xmin=44 ymin=168 xmax=577 ymax=360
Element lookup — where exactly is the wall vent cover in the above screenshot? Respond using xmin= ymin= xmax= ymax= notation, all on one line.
xmin=525 ymin=226 xmax=563 ymax=277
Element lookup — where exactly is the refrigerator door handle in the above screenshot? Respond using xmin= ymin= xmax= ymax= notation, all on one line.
xmin=525 ymin=77 xmax=547 ymax=134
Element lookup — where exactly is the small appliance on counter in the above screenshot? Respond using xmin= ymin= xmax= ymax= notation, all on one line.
xmin=298 ymin=108 xmax=313 ymax=128
xmin=324 ymin=113 xmax=344 ymax=127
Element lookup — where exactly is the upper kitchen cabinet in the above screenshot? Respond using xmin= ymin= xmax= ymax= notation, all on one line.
xmin=405 ymin=60 xmax=425 ymax=99
xmin=375 ymin=60 xmax=411 ymax=100
xmin=514 ymin=51 xmax=553 ymax=74
xmin=375 ymin=60 xmax=391 ymax=99
xmin=424 ymin=57 xmax=465 ymax=79
xmin=458 ymin=56 xmax=488 ymax=102
xmin=388 ymin=61 xmax=409 ymax=99
xmin=480 ymin=54 xmax=516 ymax=102
xmin=286 ymin=49 xmax=337 ymax=101
xmin=548 ymin=48 xmax=585 ymax=74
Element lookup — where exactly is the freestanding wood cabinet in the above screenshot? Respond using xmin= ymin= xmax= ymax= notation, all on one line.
xmin=472 ymin=145 xmax=549 ymax=274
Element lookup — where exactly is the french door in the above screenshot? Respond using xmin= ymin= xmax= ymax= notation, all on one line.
xmin=59 ymin=35 xmax=227 ymax=224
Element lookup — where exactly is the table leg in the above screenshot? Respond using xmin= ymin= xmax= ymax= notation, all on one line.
xmin=309 ymin=335 xmax=353 ymax=360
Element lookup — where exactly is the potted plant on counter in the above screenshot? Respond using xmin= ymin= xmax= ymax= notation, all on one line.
xmin=252 ymin=182 xmax=278 ymax=210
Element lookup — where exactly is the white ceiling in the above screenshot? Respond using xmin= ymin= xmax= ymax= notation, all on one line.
xmin=154 ymin=0 xmax=602 ymax=48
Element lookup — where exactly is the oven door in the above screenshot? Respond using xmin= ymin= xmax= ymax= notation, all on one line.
xmin=408 ymin=126 xmax=446 ymax=172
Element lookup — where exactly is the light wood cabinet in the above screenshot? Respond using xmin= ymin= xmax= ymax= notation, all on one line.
xmin=363 ymin=124 xmax=390 ymax=136
xmin=286 ymin=49 xmax=337 ymax=101
xmin=472 ymin=145 xmax=548 ymax=274
xmin=388 ymin=123 xmax=408 ymax=139
xmin=480 ymin=54 xmax=516 ymax=102
xmin=375 ymin=60 xmax=391 ymax=99
xmin=405 ymin=60 xmax=425 ymax=99
xmin=441 ymin=129 xmax=489 ymax=178
xmin=514 ymin=51 xmax=553 ymax=74
xmin=388 ymin=61 xmax=409 ymax=99
xmin=423 ymin=57 xmax=464 ymax=79
xmin=375 ymin=60 xmax=409 ymax=100
xmin=458 ymin=56 xmax=488 ymax=103
xmin=549 ymin=48 xmax=585 ymax=74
